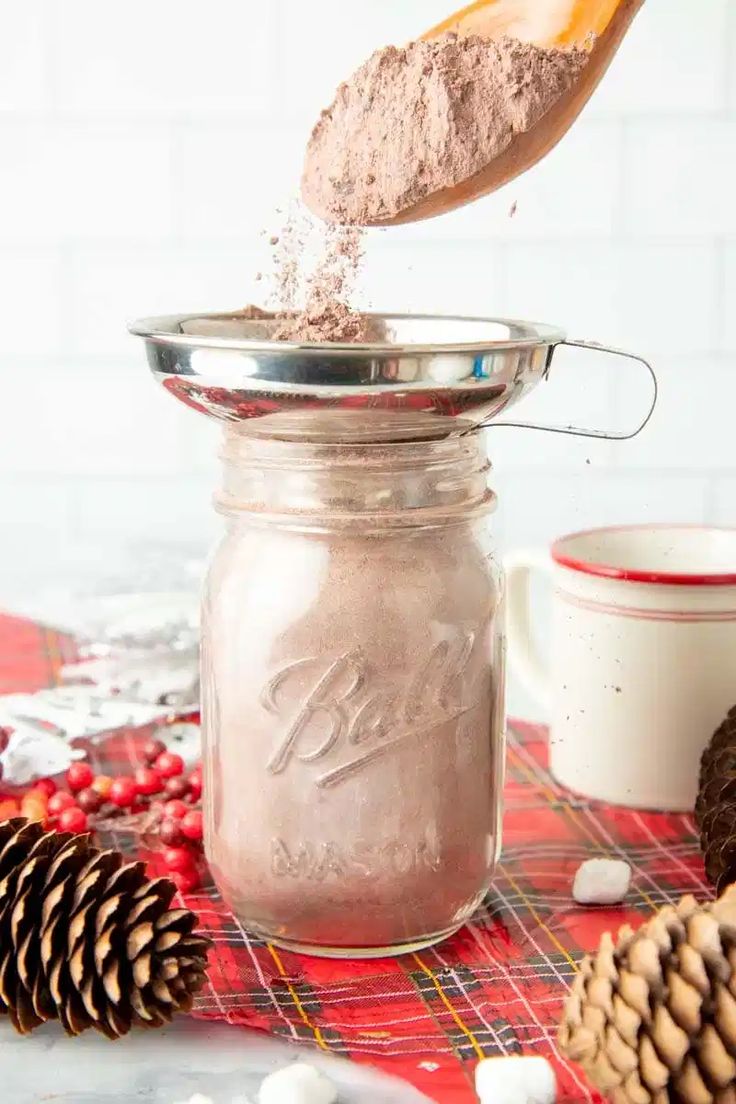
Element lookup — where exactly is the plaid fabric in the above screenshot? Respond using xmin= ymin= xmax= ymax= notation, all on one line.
xmin=0 ymin=614 xmax=712 ymax=1104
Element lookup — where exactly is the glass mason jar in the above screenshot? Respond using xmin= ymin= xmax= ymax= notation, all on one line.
xmin=201 ymin=423 xmax=506 ymax=958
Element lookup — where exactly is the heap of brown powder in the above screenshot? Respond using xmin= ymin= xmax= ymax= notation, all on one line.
xmin=270 ymin=223 xmax=383 ymax=344
xmin=301 ymin=33 xmax=589 ymax=226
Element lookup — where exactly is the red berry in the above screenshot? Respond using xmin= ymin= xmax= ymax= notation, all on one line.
xmin=163 ymin=799 xmax=188 ymax=821
xmin=180 ymin=809 xmax=203 ymax=842
xmin=47 ymin=791 xmax=77 ymax=816
xmin=109 ymin=776 xmax=137 ymax=808
xmin=134 ymin=767 xmax=163 ymax=796
xmin=66 ymin=761 xmax=94 ymax=793
xmin=163 ymin=845 xmax=196 ymax=873
xmin=170 ymin=868 xmax=200 ymax=894
xmin=58 ymin=806 xmax=88 ymax=833
xmin=77 ymin=787 xmax=102 ymax=814
xmin=0 ymin=726 xmax=13 ymax=754
xmin=154 ymin=751 xmax=184 ymax=778
xmin=164 ymin=776 xmax=189 ymax=800
xmin=188 ymin=771 xmax=202 ymax=800
xmin=141 ymin=737 xmax=167 ymax=765
xmin=160 ymin=818 xmax=184 ymax=846
xmin=33 ymin=778 xmax=57 ymax=798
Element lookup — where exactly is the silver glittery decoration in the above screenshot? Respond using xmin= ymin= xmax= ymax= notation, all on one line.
xmin=0 ymin=578 xmax=202 ymax=784
xmin=63 ymin=590 xmax=200 ymax=707
xmin=0 ymin=720 xmax=87 ymax=786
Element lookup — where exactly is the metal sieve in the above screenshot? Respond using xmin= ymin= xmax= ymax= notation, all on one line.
xmin=129 ymin=312 xmax=656 ymax=441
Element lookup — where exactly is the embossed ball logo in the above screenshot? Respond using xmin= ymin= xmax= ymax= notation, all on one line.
xmin=260 ymin=630 xmax=486 ymax=788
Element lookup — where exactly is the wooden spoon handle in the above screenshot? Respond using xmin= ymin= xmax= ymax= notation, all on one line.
xmin=425 ymin=0 xmax=633 ymax=48
xmin=558 ymin=0 xmax=628 ymax=45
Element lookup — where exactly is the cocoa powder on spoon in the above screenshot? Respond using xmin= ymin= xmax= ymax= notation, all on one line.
xmin=302 ymin=33 xmax=589 ymax=227
xmin=256 ymin=30 xmax=588 ymax=343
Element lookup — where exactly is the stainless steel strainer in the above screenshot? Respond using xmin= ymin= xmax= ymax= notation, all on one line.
xmin=129 ymin=312 xmax=657 ymax=441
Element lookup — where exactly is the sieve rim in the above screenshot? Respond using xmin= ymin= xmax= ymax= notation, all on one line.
xmin=128 ymin=310 xmax=565 ymax=356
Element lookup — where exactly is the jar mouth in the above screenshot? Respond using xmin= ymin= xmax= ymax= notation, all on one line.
xmin=220 ymin=423 xmax=489 ymax=466
xmin=217 ymin=426 xmax=495 ymax=528
xmin=212 ymin=494 xmax=498 ymax=531
xmin=226 ymin=410 xmax=479 ymax=445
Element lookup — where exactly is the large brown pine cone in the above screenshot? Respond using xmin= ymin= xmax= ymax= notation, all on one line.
xmin=559 ymin=889 xmax=736 ymax=1104
xmin=0 ymin=817 xmax=210 ymax=1038
xmin=696 ymin=705 xmax=736 ymax=892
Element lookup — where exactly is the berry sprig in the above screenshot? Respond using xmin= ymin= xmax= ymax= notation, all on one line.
xmin=0 ymin=735 xmax=205 ymax=892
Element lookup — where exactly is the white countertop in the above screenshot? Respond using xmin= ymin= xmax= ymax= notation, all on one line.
xmin=0 ymin=1016 xmax=432 ymax=1104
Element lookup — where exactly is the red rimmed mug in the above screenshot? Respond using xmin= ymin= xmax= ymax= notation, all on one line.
xmin=506 ymin=525 xmax=736 ymax=810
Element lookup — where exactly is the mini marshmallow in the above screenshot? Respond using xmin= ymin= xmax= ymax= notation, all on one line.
xmin=258 ymin=1063 xmax=337 ymax=1104
xmin=573 ymin=858 xmax=632 ymax=905
xmin=475 ymin=1056 xmax=556 ymax=1104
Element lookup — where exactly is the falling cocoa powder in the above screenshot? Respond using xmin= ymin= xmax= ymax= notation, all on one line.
xmin=247 ymin=213 xmax=381 ymax=344
xmin=271 ymin=224 xmax=379 ymax=343
xmin=271 ymin=204 xmax=309 ymax=315
xmin=302 ymin=33 xmax=589 ymax=226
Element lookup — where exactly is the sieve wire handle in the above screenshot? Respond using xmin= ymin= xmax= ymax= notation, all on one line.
xmin=481 ymin=338 xmax=658 ymax=441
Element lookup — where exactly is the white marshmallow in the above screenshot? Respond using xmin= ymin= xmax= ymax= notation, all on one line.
xmin=572 ymin=858 xmax=632 ymax=905
xmin=258 ymin=1063 xmax=337 ymax=1104
xmin=475 ymin=1056 xmax=556 ymax=1104
xmin=172 ymin=1096 xmax=215 ymax=1104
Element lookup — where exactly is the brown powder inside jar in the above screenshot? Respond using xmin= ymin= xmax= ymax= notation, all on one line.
xmin=203 ymin=432 xmax=504 ymax=953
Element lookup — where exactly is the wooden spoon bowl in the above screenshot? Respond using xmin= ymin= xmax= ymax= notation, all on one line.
xmin=371 ymin=0 xmax=644 ymax=226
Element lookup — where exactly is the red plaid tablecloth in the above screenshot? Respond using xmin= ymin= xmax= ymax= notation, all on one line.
xmin=0 ymin=613 xmax=713 ymax=1104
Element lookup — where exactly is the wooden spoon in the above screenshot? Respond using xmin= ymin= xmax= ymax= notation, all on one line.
xmin=371 ymin=0 xmax=645 ymax=226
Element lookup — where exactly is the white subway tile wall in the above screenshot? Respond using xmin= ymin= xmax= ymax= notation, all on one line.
xmin=0 ymin=1 xmax=734 ymax=689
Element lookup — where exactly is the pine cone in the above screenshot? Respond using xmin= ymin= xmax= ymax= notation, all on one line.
xmin=695 ymin=705 xmax=736 ymax=892
xmin=0 ymin=817 xmax=211 ymax=1038
xmin=559 ymin=889 xmax=736 ymax=1104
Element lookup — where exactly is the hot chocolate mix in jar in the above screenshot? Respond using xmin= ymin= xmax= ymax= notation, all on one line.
xmin=202 ymin=423 xmax=505 ymax=956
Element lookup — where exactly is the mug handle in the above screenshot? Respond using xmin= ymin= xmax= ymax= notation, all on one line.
xmin=504 ymin=549 xmax=553 ymax=712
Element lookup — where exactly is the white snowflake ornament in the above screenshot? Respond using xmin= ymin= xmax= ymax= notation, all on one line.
xmin=475 ymin=1056 xmax=556 ymax=1104
xmin=572 ymin=858 xmax=632 ymax=905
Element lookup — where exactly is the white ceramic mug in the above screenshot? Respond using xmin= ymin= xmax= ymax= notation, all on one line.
xmin=506 ymin=525 xmax=736 ymax=810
